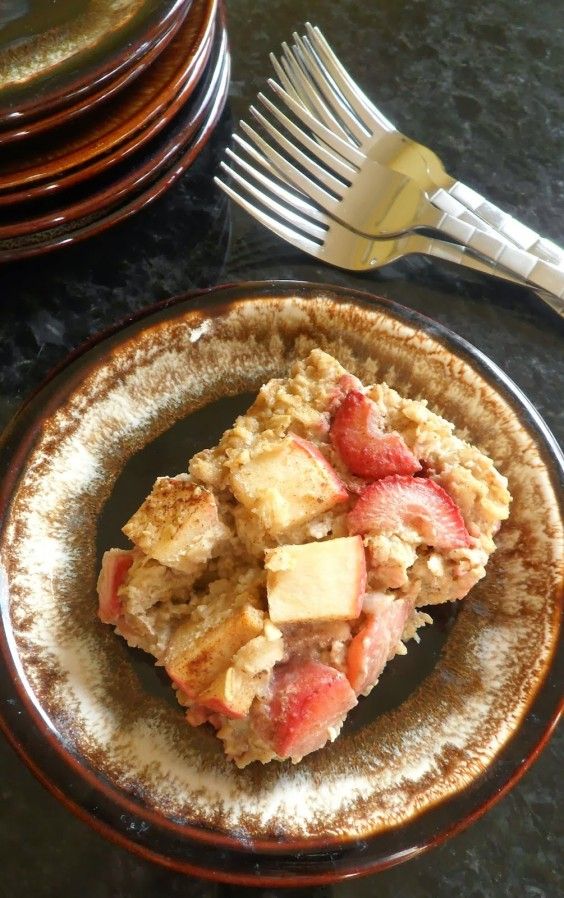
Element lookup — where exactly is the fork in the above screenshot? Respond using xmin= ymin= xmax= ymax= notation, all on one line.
xmin=275 ymin=24 xmax=564 ymax=269
xmin=262 ymin=79 xmax=518 ymax=248
xmin=237 ymin=99 xmax=564 ymax=303
xmin=214 ymin=144 xmax=564 ymax=315
xmin=248 ymin=88 xmax=523 ymax=246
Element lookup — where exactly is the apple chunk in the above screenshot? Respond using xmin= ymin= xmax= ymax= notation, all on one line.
xmin=198 ymin=666 xmax=258 ymax=719
xmin=265 ymin=536 xmax=366 ymax=624
xmin=264 ymin=660 xmax=357 ymax=760
xmin=97 ymin=548 xmax=135 ymax=624
xmin=122 ymin=475 xmax=228 ymax=574
xmin=191 ymin=624 xmax=284 ymax=720
xmin=164 ymin=604 xmax=264 ymax=698
xmin=230 ymin=434 xmax=348 ymax=535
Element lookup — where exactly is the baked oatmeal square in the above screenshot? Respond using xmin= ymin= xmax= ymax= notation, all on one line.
xmin=98 ymin=349 xmax=511 ymax=766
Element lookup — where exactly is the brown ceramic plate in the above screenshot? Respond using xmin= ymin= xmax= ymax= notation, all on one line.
xmin=0 ymin=12 xmax=183 ymax=146
xmin=0 ymin=53 xmax=229 ymax=263
xmin=0 ymin=44 xmax=229 ymax=262
xmin=0 ymin=19 xmax=228 ymax=251
xmin=0 ymin=0 xmax=192 ymax=125
xmin=0 ymin=283 xmax=561 ymax=886
xmin=0 ymin=0 xmax=217 ymax=198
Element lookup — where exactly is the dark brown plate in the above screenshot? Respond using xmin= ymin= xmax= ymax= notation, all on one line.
xmin=0 ymin=0 xmax=192 ymax=125
xmin=0 ymin=12 xmax=182 ymax=146
xmin=0 ymin=283 xmax=561 ymax=885
xmin=0 ymin=74 xmax=229 ymax=263
xmin=0 ymin=0 xmax=217 ymax=198
xmin=0 ymin=29 xmax=229 ymax=262
xmin=0 ymin=18 xmax=228 ymax=250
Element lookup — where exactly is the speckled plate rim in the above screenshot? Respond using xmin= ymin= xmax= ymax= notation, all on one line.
xmin=0 ymin=281 xmax=561 ymax=886
xmin=0 ymin=0 xmax=193 ymax=124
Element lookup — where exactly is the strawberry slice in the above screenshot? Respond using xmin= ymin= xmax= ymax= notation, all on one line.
xmin=330 ymin=390 xmax=421 ymax=480
xmin=346 ymin=595 xmax=411 ymax=694
xmin=265 ymin=660 xmax=357 ymax=760
xmin=348 ymin=475 xmax=472 ymax=549
xmin=328 ymin=373 xmax=364 ymax=413
xmin=97 ymin=548 xmax=135 ymax=624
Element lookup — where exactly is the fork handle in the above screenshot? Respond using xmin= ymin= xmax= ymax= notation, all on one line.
xmin=419 ymin=235 xmax=564 ymax=318
xmin=439 ymin=181 xmax=564 ymax=268
xmin=419 ymin=236 xmax=531 ymax=286
xmin=427 ymin=204 xmax=564 ymax=306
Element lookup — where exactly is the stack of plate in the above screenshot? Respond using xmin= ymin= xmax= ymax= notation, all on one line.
xmin=0 ymin=0 xmax=228 ymax=262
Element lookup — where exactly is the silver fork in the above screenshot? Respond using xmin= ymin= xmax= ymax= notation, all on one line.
xmin=252 ymin=86 xmax=525 ymax=244
xmin=214 ymin=145 xmax=561 ymax=308
xmin=237 ymin=101 xmax=564 ymax=302
xmin=264 ymin=77 xmax=520 ymax=250
xmin=277 ymin=24 xmax=564 ymax=269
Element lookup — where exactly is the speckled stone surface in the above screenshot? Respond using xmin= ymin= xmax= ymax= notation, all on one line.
xmin=0 ymin=0 xmax=562 ymax=895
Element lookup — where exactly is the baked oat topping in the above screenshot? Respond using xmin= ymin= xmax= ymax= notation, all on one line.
xmin=97 ymin=349 xmax=511 ymax=766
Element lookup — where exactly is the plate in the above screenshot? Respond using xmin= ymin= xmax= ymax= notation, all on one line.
xmin=0 ymin=52 xmax=229 ymax=262
xmin=0 ymin=0 xmax=217 ymax=199
xmin=0 ymin=282 xmax=561 ymax=885
xmin=0 ymin=13 xmax=182 ymax=146
xmin=0 ymin=0 xmax=191 ymax=124
xmin=0 ymin=19 xmax=228 ymax=253
xmin=0 ymin=61 xmax=229 ymax=263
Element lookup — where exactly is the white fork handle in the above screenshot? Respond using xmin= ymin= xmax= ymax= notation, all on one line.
xmin=435 ymin=181 xmax=564 ymax=268
xmin=408 ymin=191 xmax=563 ymax=315
xmin=417 ymin=237 xmax=531 ymax=286
xmin=419 ymin=236 xmax=563 ymax=318
xmin=429 ymin=198 xmax=564 ymax=308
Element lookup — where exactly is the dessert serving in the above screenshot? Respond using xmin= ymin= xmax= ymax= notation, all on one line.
xmin=97 ymin=348 xmax=512 ymax=767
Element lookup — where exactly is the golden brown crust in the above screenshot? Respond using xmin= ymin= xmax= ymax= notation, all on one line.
xmin=122 ymin=475 xmax=229 ymax=575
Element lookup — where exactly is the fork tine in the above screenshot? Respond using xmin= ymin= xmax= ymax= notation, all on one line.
xmin=220 ymin=161 xmax=328 ymax=240
xmin=233 ymin=131 xmax=331 ymax=214
xmin=272 ymin=50 xmax=323 ymax=124
xmin=232 ymin=131 xmax=280 ymax=176
xmin=306 ymin=24 xmax=395 ymax=132
xmin=305 ymin=25 xmax=371 ymax=100
xmin=232 ymin=135 xmax=329 ymax=223
xmin=225 ymin=147 xmax=329 ymax=225
xmin=267 ymin=79 xmax=366 ymax=168
xmin=280 ymin=42 xmax=331 ymax=127
xmin=248 ymin=105 xmax=347 ymax=195
xmin=214 ymin=176 xmax=325 ymax=258
xmin=233 ymin=131 xmax=337 ymax=219
xmin=304 ymin=25 xmax=376 ymax=117
xmin=256 ymin=91 xmax=357 ymax=180
xmin=292 ymin=32 xmax=370 ymax=144
xmin=239 ymin=119 xmax=340 ymax=211
xmin=301 ymin=31 xmax=373 ymax=129
xmin=269 ymin=52 xmax=303 ymax=105
xmin=279 ymin=43 xmax=351 ymax=142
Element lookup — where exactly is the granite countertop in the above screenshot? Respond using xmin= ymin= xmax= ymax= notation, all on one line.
xmin=0 ymin=0 xmax=562 ymax=895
